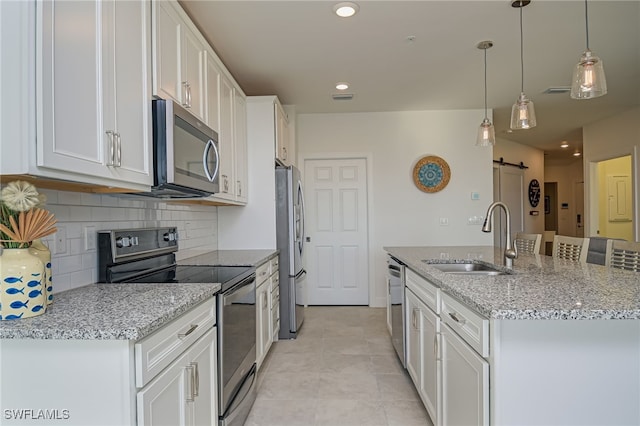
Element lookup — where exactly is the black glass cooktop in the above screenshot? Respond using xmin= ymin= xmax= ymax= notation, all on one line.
xmin=126 ymin=265 xmax=254 ymax=291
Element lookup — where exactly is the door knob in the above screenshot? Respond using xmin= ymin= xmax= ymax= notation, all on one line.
xmin=306 ymin=237 xmax=311 ymax=242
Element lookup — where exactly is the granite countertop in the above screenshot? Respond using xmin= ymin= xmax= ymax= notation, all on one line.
xmin=385 ymin=246 xmax=640 ymax=320
xmin=178 ymin=249 xmax=278 ymax=267
xmin=0 ymin=283 xmax=220 ymax=340
xmin=0 ymin=249 xmax=277 ymax=340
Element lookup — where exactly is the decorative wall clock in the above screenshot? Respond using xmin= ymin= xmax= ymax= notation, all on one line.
xmin=413 ymin=155 xmax=451 ymax=193
xmin=528 ymin=179 xmax=541 ymax=207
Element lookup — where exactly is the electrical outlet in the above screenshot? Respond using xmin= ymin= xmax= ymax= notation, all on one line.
xmin=467 ymin=216 xmax=484 ymax=225
xmin=53 ymin=226 xmax=67 ymax=254
xmin=84 ymin=226 xmax=96 ymax=250
xmin=439 ymin=217 xmax=449 ymax=226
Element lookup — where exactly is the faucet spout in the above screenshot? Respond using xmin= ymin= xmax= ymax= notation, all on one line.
xmin=482 ymin=201 xmax=517 ymax=269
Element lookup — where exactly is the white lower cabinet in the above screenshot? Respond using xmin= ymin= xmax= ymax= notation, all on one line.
xmin=137 ymin=328 xmax=217 ymax=426
xmin=440 ymin=323 xmax=489 ymax=426
xmin=405 ymin=286 xmax=440 ymax=426
xmin=256 ymin=256 xmax=280 ymax=369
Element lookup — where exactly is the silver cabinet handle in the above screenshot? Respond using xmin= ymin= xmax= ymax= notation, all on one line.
xmin=178 ymin=324 xmax=198 ymax=338
xmin=185 ymin=365 xmax=195 ymax=402
xmin=106 ymin=130 xmax=115 ymax=166
xmin=191 ymin=362 xmax=199 ymax=397
xmin=263 ymin=292 xmax=268 ymax=309
xmin=182 ymin=81 xmax=190 ymax=108
xmin=448 ymin=312 xmax=466 ymax=325
xmin=237 ymin=181 xmax=242 ymax=197
xmin=115 ymin=132 xmax=122 ymax=167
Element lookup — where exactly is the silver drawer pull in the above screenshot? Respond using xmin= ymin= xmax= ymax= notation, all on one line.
xmin=178 ymin=324 xmax=198 ymax=338
xmin=448 ymin=312 xmax=466 ymax=325
xmin=185 ymin=365 xmax=195 ymax=402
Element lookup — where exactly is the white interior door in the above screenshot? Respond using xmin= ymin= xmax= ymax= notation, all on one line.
xmin=304 ymin=158 xmax=369 ymax=305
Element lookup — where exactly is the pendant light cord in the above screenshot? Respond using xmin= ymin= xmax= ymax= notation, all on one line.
xmin=584 ymin=0 xmax=590 ymax=49
xmin=519 ymin=5 xmax=524 ymax=93
xmin=483 ymin=48 xmax=488 ymax=119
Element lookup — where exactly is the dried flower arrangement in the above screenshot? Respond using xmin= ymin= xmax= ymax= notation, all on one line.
xmin=0 ymin=181 xmax=57 ymax=249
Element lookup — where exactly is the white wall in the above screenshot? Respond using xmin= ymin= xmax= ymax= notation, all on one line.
xmin=31 ymin=190 xmax=218 ymax=293
xmin=494 ymin=137 xmax=545 ymax=235
xmin=583 ymin=107 xmax=640 ymax=240
xmin=297 ymin=109 xmax=493 ymax=307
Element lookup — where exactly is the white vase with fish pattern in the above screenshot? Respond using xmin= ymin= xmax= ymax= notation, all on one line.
xmin=0 ymin=248 xmax=47 ymax=320
xmin=29 ymin=239 xmax=53 ymax=305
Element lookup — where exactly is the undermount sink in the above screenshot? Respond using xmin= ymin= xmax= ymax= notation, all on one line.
xmin=426 ymin=262 xmax=511 ymax=276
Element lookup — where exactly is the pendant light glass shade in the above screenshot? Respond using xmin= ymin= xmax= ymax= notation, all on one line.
xmin=510 ymin=1 xmax=536 ymax=130
xmin=570 ymin=1 xmax=607 ymax=99
xmin=477 ymin=118 xmax=496 ymax=146
xmin=571 ymin=50 xmax=606 ymax=99
xmin=510 ymin=92 xmax=536 ymax=129
xmin=476 ymin=41 xmax=495 ymax=146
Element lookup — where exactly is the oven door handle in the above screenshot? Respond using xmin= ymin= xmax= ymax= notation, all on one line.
xmin=223 ymin=276 xmax=256 ymax=306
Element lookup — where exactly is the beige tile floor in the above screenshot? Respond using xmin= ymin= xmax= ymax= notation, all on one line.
xmin=245 ymin=306 xmax=433 ymax=426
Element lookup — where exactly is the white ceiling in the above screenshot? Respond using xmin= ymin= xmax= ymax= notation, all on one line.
xmin=179 ymin=0 xmax=640 ymax=162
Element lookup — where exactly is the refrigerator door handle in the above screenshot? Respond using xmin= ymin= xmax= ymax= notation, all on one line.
xmin=297 ymin=180 xmax=306 ymax=257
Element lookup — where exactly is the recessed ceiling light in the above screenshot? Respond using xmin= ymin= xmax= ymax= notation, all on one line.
xmin=336 ymin=82 xmax=349 ymax=90
xmin=573 ymin=151 xmax=581 ymax=157
xmin=560 ymin=141 xmax=569 ymax=148
xmin=333 ymin=2 xmax=359 ymax=18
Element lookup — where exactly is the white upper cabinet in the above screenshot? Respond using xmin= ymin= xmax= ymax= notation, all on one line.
xmin=152 ymin=1 xmax=206 ymax=122
xmin=37 ymin=0 xmax=152 ymax=188
xmin=275 ymin=102 xmax=291 ymax=165
xmin=204 ymin=50 xmax=221 ymax=134
xmin=234 ymin=92 xmax=248 ymax=203
xmin=216 ymin=74 xmax=236 ymax=201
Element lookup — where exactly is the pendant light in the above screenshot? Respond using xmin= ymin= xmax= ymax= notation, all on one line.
xmin=570 ymin=0 xmax=607 ymax=99
xmin=476 ymin=41 xmax=495 ymax=146
xmin=510 ymin=0 xmax=536 ymax=130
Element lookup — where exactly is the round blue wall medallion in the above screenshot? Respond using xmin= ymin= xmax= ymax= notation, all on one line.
xmin=413 ymin=155 xmax=451 ymax=193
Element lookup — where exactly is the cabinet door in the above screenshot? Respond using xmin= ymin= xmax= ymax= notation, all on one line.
xmin=110 ymin=0 xmax=151 ymax=184
xmin=39 ymin=0 xmax=103 ymax=173
xmin=204 ymin=50 xmax=220 ymax=133
xmin=255 ymin=282 xmax=267 ymax=369
xmin=217 ymin=75 xmax=235 ymax=199
xmin=405 ymin=289 xmax=421 ymax=387
xmin=152 ymin=1 xmax=181 ymax=103
xmin=274 ymin=102 xmax=289 ymax=164
xmin=441 ymin=324 xmax=489 ymax=426
xmin=182 ymin=26 xmax=205 ymax=121
xmin=234 ymin=91 xmax=248 ymax=203
xmin=187 ymin=328 xmax=217 ymax=426
xmin=137 ymin=347 xmax=189 ymax=426
xmin=420 ymin=303 xmax=440 ymax=426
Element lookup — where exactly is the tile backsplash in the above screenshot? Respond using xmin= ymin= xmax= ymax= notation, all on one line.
xmin=35 ymin=190 xmax=218 ymax=294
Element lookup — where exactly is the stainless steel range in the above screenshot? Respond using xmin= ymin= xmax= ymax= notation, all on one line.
xmin=98 ymin=227 xmax=257 ymax=426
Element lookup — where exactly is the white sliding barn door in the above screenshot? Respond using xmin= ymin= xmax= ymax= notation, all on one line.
xmin=492 ymin=165 xmax=524 ymax=250
xmin=304 ymin=158 xmax=369 ymax=305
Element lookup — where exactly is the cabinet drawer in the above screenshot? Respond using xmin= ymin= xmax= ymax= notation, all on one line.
xmin=270 ymin=255 xmax=279 ymax=273
xmin=135 ymin=298 xmax=216 ymax=388
xmin=441 ymin=294 xmax=488 ymax=358
xmin=271 ymin=283 xmax=279 ymax=309
xmin=256 ymin=261 xmax=271 ymax=285
xmin=406 ymin=268 xmax=440 ymax=314
xmin=270 ymin=269 xmax=280 ymax=289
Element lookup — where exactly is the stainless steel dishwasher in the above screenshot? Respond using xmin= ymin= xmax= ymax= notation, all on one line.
xmin=388 ymin=255 xmax=406 ymax=367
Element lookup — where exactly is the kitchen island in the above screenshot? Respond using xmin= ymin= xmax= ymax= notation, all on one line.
xmin=385 ymin=246 xmax=640 ymax=426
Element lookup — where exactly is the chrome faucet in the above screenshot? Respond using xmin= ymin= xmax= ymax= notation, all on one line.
xmin=482 ymin=201 xmax=517 ymax=269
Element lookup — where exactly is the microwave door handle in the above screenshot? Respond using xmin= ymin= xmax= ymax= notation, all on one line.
xmin=203 ymin=139 xmax=219 ymax=183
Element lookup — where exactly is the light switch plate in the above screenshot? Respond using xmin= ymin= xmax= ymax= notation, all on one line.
xmin=53 ymin=226 xmax=67 ymax=254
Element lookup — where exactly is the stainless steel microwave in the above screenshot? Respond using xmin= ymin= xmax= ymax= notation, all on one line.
xmin=150 ymin=99 xmax=220 ymax=197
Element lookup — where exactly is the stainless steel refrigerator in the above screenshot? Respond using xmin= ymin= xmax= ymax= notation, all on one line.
xmin=276 ymin=165 xmax=306 ymax=339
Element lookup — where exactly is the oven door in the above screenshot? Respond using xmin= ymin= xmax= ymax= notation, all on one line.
xmin=218 ymin=274 xmax=257 ymax=418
